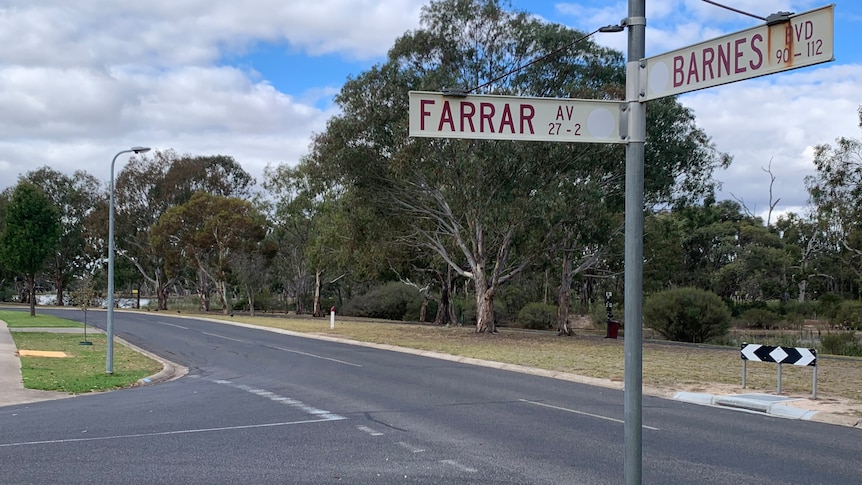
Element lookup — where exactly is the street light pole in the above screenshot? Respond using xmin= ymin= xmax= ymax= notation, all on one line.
xmin=107 ymin=146 xmax=150 ymax=374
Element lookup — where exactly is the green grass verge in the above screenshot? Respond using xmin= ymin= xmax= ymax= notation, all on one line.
xmin=11 ymin=332 xmax=162 ymax=394
xmin=0 ymin=309 xmax=84 ymax=328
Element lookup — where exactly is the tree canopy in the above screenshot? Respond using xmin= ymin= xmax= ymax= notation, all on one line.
xmin=297 ymin=0 xmax=729 ymax=332
xmin=0 ymin=182 xmax=61 ymax=315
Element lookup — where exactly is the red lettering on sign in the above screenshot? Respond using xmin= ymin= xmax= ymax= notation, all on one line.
xmin=520 ymin=104 xmax=535 ymax=134
xmin=419 ymin=98 xmax=537 ymax=135
xmin=795 ymin=20 xmax=814 ymax=41
xmin=702 ymin=47 xmax=715 ymax=80
xmin=673 ymin=55 xmax=684 ymax=87
xmin=686 ymin=51 xmax=699 ymax=85
xmin=499 ymin=104 xmax=515 ymax=133
xmin=749 ymin=33 xmax=764 ymax=70
xmin=438 ymin=101 xmax=455 ymax=131
xmin=460 ymin=102 xmax=476 ymax=132
xmin=717 ymin=42 xmax=731 ymax=78
xmin=480 ymin=102 xmax=495 ymax=132
xmin=420 ymin=99 xmax=435 ymax=131
xmin=734 ymin=37 xmax=747 ymax=74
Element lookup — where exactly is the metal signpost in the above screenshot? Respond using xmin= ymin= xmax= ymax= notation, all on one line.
xmin=408 ymin=3 xmax=835 ymax=484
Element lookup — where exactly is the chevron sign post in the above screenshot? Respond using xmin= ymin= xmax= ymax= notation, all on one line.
xmin=741 ymin=343 xmax=818 ymax=398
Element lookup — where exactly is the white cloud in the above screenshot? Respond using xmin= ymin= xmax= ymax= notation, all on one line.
xmin=0 ymin=0 xmax=422 ymax=67
xmin=682 ymin=63 xmax=862 ymax=216
xmin=0 ymin=0 xmax=421 ymax=190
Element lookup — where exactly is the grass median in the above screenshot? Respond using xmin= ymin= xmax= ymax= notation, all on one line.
xmin=2 ymin=310 xmax=162 ymax=394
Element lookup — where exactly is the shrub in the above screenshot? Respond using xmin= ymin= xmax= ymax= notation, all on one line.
xmin=776 ymin=311 xmax=804 ymax=330
xmin=644 ymin=287 xmax=731 ymax=343
xmin=781 ymin=300 xmax=820 ymax=320
xmin=832 ymin=301 xmax=862 ymax=330
xmin=818 ymin=293 xmax=844 ymax=321
xmin=453 ymin=297 xmax=476 ymax=326
xmin=342 ymin=282 xmax=423 ymax=321
xmin=739 ymin=308 xmax=780 ymax=329
xmin=402 ymin=297 xmax=438 ymax=322
xmin=516 ymin=302 xmax=557 ymax=330
xmin=820 ymin=332 xmax=862 ymax=357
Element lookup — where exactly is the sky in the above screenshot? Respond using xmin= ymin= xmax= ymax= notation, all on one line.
xmin=1 ymin=0 xmax=859 ymax=222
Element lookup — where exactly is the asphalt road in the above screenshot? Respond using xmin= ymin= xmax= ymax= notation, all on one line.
xmin=1 ymin=309 xmax=859 ymax=484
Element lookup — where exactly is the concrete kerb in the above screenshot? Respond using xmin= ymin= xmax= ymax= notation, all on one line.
xmin=675 ymin=392 xmax=819 ymax=420
xmin=114 ymin=335 xmax=189 ymax=386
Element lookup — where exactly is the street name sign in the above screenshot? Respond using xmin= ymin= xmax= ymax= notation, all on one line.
xmin=642 ymin=4 xmax=834 ymax=101
xmin=409 ymin=91 xmax=626 ymax=144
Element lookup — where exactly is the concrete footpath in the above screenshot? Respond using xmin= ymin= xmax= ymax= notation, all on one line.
xmin=0 ymin=320 xmax=186 ymax=408
xmin=1 ymin=317 xmax=859 ymax=428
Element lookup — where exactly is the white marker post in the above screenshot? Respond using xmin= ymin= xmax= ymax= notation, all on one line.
xmin=330 ymin=306 xmax=335 ymax=329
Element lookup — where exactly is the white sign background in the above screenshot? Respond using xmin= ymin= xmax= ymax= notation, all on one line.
xmin=409 ymin=91 xmax=625 ymax=144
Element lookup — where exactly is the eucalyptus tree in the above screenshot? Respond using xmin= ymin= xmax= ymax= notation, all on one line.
xmin=22 ymin=167 xmax=102 ymax=306
xmin=113 ymin=150 xmax=255 ymax=309
xmin=773 ymin=213 xmax=833 ymax=301
xmin=307 ymin=0 xmax=728 ymax=333
xmin=805 ymin=106 xmax=862 ymax=297
xmin=151 ymin=193 xmax=268 ymax=314
xmin=0 ymin=182 xmax=61 ymax=316
xmin=264 ymin=162 xmax=322 ymax=315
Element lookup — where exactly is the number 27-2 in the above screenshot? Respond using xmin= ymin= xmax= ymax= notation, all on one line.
xmin=548 ymin=123 xmax=581 ymax=136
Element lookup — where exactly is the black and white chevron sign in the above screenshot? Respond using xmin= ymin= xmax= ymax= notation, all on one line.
xmin=740 ymin=344 xmax=817 ymax=366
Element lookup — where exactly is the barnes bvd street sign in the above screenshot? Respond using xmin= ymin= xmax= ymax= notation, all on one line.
xmin=642 ymin=5 xmax=834 ymax=101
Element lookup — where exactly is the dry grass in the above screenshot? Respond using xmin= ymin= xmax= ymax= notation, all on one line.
xmin=201 ymin=313 xmax=862 ymax=404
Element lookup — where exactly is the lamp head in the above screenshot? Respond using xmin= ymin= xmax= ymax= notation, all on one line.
xmin=598 ymin=24 xmax=625 ymax=33
xmin=131 ymin=146 xmax=151 ymax=154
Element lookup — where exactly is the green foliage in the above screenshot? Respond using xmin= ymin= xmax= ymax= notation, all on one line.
xmin=738 ymin=308 xmax=780 ymax=329
xmin=516 ymin=302 xmax=557 ymax=330
xmin=455 ymin=297 xmax=477 ymax=326
xmin=832 ymin=301 xmax=862 ymax=330
xmin=820 ymin=332 xmax=862 ymax=357
xmin=0 ymin=182 xmax=61 ymax=275
xmin=402 ymin=297 xmax=438 ymax=323
xmin=819 ymin=293 xmax=845 ymax=321
xmin=644 ymin=287 xmax=731 ymax=343
xmin=780 ymin=300 xmax=820 ymax=320
xmin=776 ymin=311 xmax=805 ymax=330
xmin=343 ymin=282 xmax=424 ymax=321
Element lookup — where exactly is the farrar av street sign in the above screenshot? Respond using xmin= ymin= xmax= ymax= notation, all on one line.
xmin=409 ymin=91 xmax=626 ymax=144
xmin=642 ymin=4 xmax=834 ymax=101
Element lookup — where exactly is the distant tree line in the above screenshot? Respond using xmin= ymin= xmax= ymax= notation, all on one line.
xmin=1 ymin=1 xmax=860 ymax=347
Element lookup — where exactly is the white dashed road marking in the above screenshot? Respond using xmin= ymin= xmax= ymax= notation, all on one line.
xmin=440 ymin=459 xmax=477 ymax=473
xmin=212 ymin=379 xmax=345 ymax=421
xmin=356 ymin=425 xmax=384 ymax=436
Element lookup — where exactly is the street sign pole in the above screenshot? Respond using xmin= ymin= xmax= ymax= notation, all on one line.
xmin=624 ymin=1 xmax=645 ymax=483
